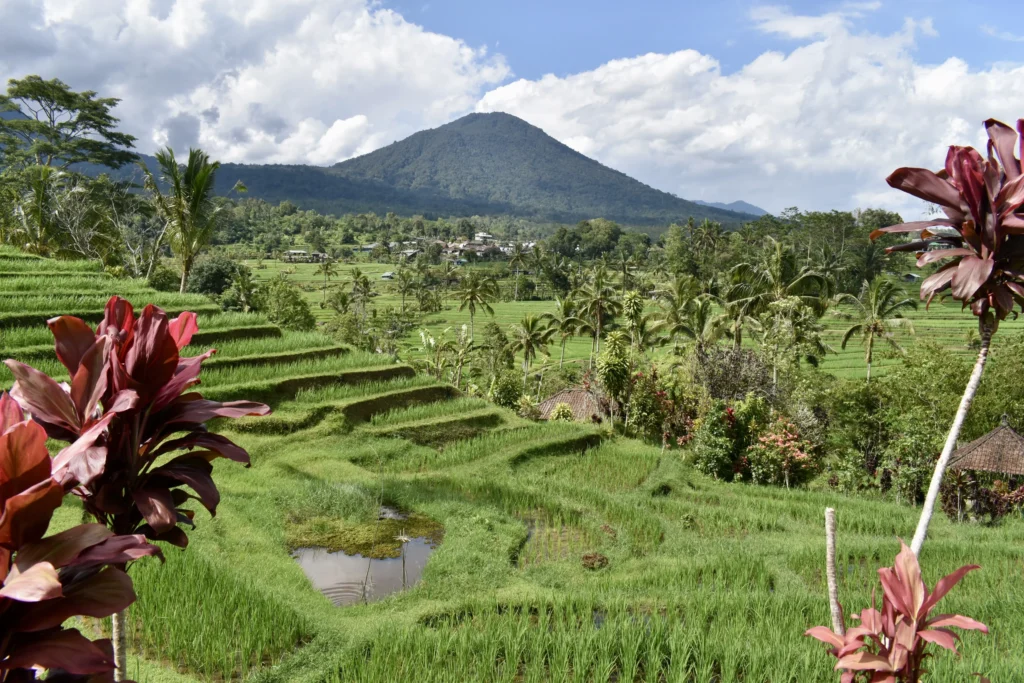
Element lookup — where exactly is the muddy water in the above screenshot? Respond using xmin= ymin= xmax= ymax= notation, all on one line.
xmin=293 ymin=537 xmax=437 ymax=606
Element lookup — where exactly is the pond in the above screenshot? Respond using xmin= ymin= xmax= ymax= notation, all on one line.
xmin=293 ymin=535 xmax=438 ymax=606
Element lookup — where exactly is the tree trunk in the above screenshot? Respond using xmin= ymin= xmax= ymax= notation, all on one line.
xmin=178 ymin=262 xmax=189 ymax=294
xmin=559 ymin=338 xmax=566 ymax=369
xmin=112 ymin=608 xmax=128 ymax=680
xmin=825 ymin=508 xmax=845 ymax=636
xmin=514 ymin=267 xmax=519 ymax=301
xmin=910 ymin=321 xmax=993 ymax=556
xmin=469 ymin=312 xmax=474 ymax=342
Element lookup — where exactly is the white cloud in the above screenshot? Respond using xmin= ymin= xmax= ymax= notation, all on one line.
xmin=1 ymin=0 xmax=510 ymax=164
xmin=476 ymin=7 xmax=1024 ymax=216
xmin=981 ymin=25 xmax=1024 ymax=43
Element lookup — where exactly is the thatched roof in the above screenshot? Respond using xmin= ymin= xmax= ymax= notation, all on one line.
xmin=537 ymin=389 xmax=600 ymax=422
xmin=948 ymin=416 xmax=1024 ymax=476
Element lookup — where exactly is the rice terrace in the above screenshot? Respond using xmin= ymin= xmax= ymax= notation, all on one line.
xmin=4 ymin=4 xmax=1024 ymax=682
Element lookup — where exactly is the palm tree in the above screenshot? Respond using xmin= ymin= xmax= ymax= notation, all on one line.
xmin=393 ymin=267 xmax=416 ymax=313
xmin=545 ymin=295 xmax=585 ymax=368
xmin=142 ymin=147 xmax=245 ymax=293
xmin=455 ymin=271 xmax=498 ymax=340
xmin=508 ymin=314 xmax=556 ymax=383
xmin=837 ymin=278 xmax=917 ymax=383
xmin=730 ymin=237 xmax=829 ymax=316
xmin=658 ymin=294 xmax=724 ymax=353
xmin=349 ymin=267 xmax=373 ymax=321
xmin=580 ymin=268 xmax=621 ymax=364
xmin=437 ymin=261 xmax=459 ymax=305
xmin=10 ymin=165 xmax=62 ymax=256
xmin=509 ymin=243 xmax=528 ymax=301
xmin=315 ymin=258 xmax=338 ymax=305
xmin=720 ymin=283 xmax=761 ymax=350
xmin=621 ymin=290 xmax=647 ymax=349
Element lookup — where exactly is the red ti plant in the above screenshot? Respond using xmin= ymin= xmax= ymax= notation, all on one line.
xmin=872 ymin=118 xmax=1024 ymax=554
xmin=806 ymin=541 xmax=987 ymax=683
xmin=1 ymin=392 xmax=161 ymax=681
xmin=3 ymin=296 xmax=270 ymax=545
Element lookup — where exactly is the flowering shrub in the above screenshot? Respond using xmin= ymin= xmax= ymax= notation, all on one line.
xmin=689 ymin=395 xmax=771 ymax=481
xmin=747 ymin=418 xmax=818 ymax=487
xmin=807 ymin=541 xmax=987 ymax=683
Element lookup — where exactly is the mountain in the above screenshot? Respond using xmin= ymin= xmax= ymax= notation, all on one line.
xmin=6 ymin=108 xmax=760 ymax=227
xmin=694 ymin=199 xmax=767 ymax=217
xmin=326 ymin=112 xmax=757 ymax=226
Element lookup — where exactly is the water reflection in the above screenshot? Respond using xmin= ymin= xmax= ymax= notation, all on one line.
xmin=293 ymin=537 xmax=437 ymax=607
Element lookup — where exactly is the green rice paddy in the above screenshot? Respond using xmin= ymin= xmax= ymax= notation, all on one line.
xmin=2 ymin=253 xmax=1022 ymax=682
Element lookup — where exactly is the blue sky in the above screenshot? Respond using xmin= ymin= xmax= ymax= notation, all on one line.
xmin=6 ymin=0 xmax=1024 ymax=214
xmin=384 ymin=0 xmax=1024 ymax=79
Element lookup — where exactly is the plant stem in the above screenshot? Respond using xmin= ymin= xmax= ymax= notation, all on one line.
xmin=112 ymin=608 xmax=128 ymax=681
xmin=910 ymin=319 xmax=993 ymax=556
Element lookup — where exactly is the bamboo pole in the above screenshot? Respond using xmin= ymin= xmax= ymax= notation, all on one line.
xmin=825 ymin=508 xmax=845 ymax=636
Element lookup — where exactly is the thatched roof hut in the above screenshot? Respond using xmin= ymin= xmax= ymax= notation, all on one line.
xmin=537 ymin=389 xmax=601 ymax=422
xmin=948 ymin=416 xmax=1024 ymax=476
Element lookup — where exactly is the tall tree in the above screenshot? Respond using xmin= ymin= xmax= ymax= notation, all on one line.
xmin=143 ymin=147 xmax=245 ymax=293
xmin=509 ymin=242 xmax=528 ymax=301
xmin=0 ymin=75 xmax=138 ymax=170
xmin=876 ymin=118 xmax=1024 ymax=556
xmin=837 ymin=278 xmax=917 ymax=383
xmin=730 ymin=236 xmax=829 ymax=316
xmin=394 ymin=267 xmax=416 ymax=313
xmin=315 ymin=257 xmax=339 ymax=305
xmin=545 ymin=295 xmax=585 ymax=368
xmin=580 ymin=267 xmax=621 ymax=363
xmin=508 ymin=314 xmax=555 ymax=383
xmin=455 ymin=271 xmax=498 ymax=340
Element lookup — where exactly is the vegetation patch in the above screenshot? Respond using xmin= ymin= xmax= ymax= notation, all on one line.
xmin=288 ymin=512 xmax=445 ymax=558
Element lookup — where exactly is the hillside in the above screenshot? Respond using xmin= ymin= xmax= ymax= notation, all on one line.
xmin=695 ymin=199 xmax=767 ymax=216
xmin=328 ymin=112 xmax=756 ymax=226
xmin=21 ymin=109 xmax=760 ymax=228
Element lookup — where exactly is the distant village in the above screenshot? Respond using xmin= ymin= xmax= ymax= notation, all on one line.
xmin=283 ymin=232 xmax=537 ymax=268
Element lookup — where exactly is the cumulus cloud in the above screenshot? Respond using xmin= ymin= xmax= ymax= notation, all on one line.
xmin=0 ymin=0 xmax=510 ymax=164
xmin=475 ymin=5 xmax=1024 ymax=216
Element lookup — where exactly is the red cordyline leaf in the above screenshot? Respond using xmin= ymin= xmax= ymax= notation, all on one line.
xmin=806 ymin=540 xmax=987 ymax=681
xmin=0 ymin=393 xmax=159 ymax=681
xmin=5 ymin=297 xmax=270 ymax=550
xmin=877 ymin=117 xmax=1024 ymax=321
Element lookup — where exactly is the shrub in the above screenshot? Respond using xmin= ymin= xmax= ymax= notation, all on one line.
xmin=746 ymin=418 xmax=819 ymax=488
xmin=550 ymin=402 xmax=574 ymax=422
xmin=690 ymin=418 xmax=735 ymax=480
xmin=807 ymin=541 xmax=987 ymax=682
xmin=256 ymin=278 xmax=316 ymax=331
xmin=187 ymin=255 xmax=245 ymax=296
xmin=147 ymin=264 xmax=181 ymax=292
xmin=490 ymin=370 xmax=524 ymax=410
xmin=517 ymin=394 xmax=541 ymax=421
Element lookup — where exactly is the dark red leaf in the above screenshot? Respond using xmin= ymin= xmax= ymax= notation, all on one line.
xmin=0 ymin=560 xmax=61 ymax=602
xmin=869 ymin=220 xmax=956 ymax=241
xmin=12 ymin=568 xmax=137 ymax=631
xmin=5 ymin=360 xmax=81 ymax=433
xmin=916 ymin=248 xmax=973 ymax=267
xmin=69 ymin=533 xmax=163 ymax=569
xmin=123 ymin=305 xmax=179 ymax=397
xmin=168 ymin=312 xmax=199 ymax=350
xmin=886 ymin=167 xmax=963 ymax=212
xmin=51 ymin=413 xmax=116 ymax=488
xmin=0 ymin=391 xmax=24 ymax=435
xmin=150 ymin=432 xmax=251 ymax=465
xmin=160 ymin=396 xmax=270 ymax=426
xmin=4 ymin=628 xmax=116 ymax=674
xmin=13 ymin=524 xmax=112 ymax=571
xmin=131 ymin=488 xmax=177 ymax=534
xmin=150 ymin=350 xmax=215 ymax=413
xmin=46 ymin=316 xmax=98 ymax=378
xmin=96 ymin=297 xmax=134 ymax=352
xmin=950 ymin=255 xmax=995 ymax=301
xmin=149 ymin=457 xmax=220 ymax=514
xmin=68 ymin=337 xmax=110 ymax=427
xmin=985 ymin=118 xmax=1021 ymax=181
xmin=0 ymin=418 xmax=51 ymax=505
xmin=0 ymin=479 xmax=64 ymax=549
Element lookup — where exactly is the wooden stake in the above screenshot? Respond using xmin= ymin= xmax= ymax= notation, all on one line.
xmin=825 ymin=507 xmax=845 ymax=636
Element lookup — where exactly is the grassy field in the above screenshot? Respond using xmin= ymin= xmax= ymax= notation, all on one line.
xmin=3 ymin=252 xmax=1022 ymax=681
xmin=246 ymin=258 xmax=1024 ymax=380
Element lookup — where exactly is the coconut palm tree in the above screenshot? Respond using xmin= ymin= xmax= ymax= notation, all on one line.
xmin=580 ymin=267 xmax=621 ymax=365
xmin=508 ymin=314 xmax=556 ymax=383
xmin=730 ymin=237 xmax=829 ymax=317
xmin=545 ymin=295 xmax=585 ymax=368
xmin=659 ymin=294 xmax=725 ymax=353
xmin=393 ymin=267 xmax=416 ymax=313
xmin=837 ymin=278 xmax=917 ymax=383
xmin=509 ymin=243 xmax=528 ymax=301
xmin=455 ymin=271 xmax=498 ymax=340
xmin=349 ymin=267 xmax=373 ymax=321
xmin=142 ymin=147 xmax=245 ymax=293
xmin=315 ymin=258 xmax=339 ymax=305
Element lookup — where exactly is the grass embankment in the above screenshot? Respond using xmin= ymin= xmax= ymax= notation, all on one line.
xmin=3 ymin=253 xmax=1023 ymax=682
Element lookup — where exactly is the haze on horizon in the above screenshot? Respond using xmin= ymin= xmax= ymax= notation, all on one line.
xmin=4 ymin=0 xmax=1024 ymax=217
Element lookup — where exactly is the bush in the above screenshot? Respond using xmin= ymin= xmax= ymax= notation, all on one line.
xmin=691 ymin=421 xmax=735 ymax=480
xmin=550 ymin=403 xmax=574 ymax=422
xmin=255 ymin=278 xmax=316 ymax=331
xmin=746 ymin=418 xmax=819 ymax=487
xmin=517 ymin=395 xmax=541 ymax=421
xmin=188 ymin=255 xmax=244 ymax=296
xmin=490 ymin=371 xmax=524 ymax=410
xmin=148 ymin=264 xmax=181 ymax=292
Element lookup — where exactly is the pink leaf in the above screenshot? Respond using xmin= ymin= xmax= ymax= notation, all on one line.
xmin=168 ymin=311 xmax=199 ymax=350
xmin=0 ymin=561 xmax=62 ymax=602
xmin=46 ymin=315 xmax=98 ymax=377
